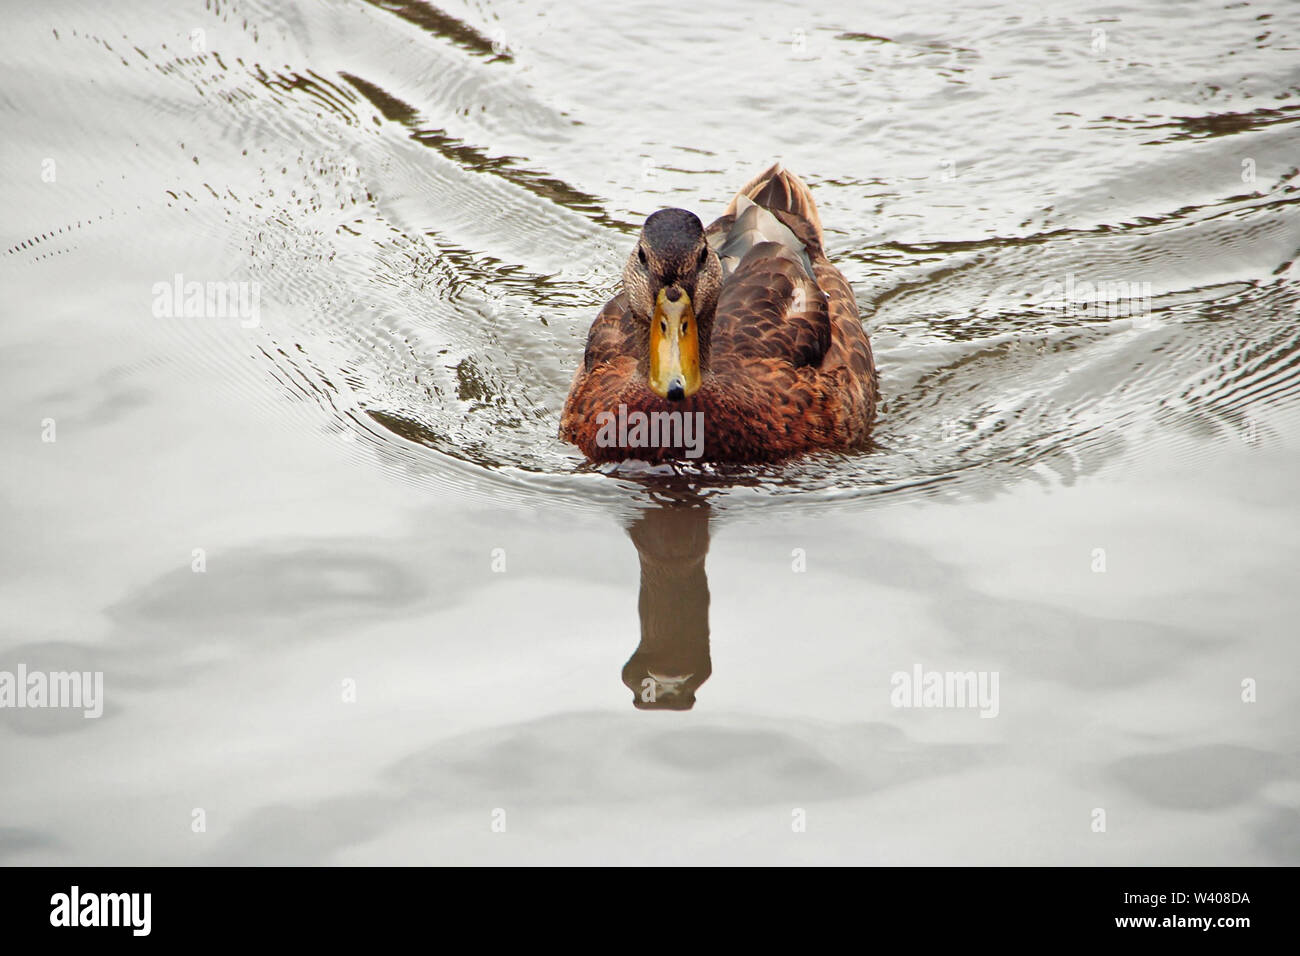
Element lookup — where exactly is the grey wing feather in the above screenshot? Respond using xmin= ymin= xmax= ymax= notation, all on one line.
xmin=709 ymin=195 xmax=816 ymax=281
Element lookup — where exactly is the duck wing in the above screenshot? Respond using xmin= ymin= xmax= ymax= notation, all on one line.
xmin=577 ymin=291 xmax=637 ymax=373
xmin=705 ymin=165 xmax=834 ymax=370
xmin=712 ymin=194 xmax=816 ymax=280
xmin=709 ymin=236 xmax=831 ymax=370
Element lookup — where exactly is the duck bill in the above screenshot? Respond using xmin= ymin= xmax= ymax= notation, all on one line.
xmin=648 ymin=288 xmax=701 ymax=400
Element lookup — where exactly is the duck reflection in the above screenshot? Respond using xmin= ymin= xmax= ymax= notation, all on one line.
xmin=621 ymin=500 xmax=713 ymax=710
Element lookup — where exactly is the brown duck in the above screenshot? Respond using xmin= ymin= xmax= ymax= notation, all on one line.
xmin=560 ymin=164 xmax=877 ymax=464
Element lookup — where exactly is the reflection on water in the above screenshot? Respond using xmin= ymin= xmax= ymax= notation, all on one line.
xmin=623 ymin=501 xmax=713 ymax=710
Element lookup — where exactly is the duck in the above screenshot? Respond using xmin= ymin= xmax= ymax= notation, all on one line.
xmin=560 ymin=164 xmax=877 ymax=464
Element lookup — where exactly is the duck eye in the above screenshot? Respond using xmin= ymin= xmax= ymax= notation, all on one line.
xmin=697 ymin=246 xmax=708 ymax=268
xmin=638 ymin=246 xmax=648 ymax=267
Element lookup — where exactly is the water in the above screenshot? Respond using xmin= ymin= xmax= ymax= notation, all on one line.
xmin=2 ymin=0 xmax=1298 ymax=864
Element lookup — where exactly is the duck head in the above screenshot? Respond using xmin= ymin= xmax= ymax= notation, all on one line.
xmin=623 ymin=208 xmax=722 ymax=400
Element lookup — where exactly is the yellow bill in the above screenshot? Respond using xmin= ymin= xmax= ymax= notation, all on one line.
xmin=648 ymin=287 xmax=701 ymax=400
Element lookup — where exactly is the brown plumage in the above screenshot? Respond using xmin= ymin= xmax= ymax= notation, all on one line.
xmin=560 ymin=164 xmax=877 ymax=463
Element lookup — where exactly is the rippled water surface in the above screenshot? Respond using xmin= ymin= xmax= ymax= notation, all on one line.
xmin=2 ymin=0 xmax=1299 ymax=864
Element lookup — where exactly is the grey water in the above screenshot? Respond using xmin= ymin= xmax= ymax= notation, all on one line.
xmin=1 ymin=0 xmax=1298 ymax=864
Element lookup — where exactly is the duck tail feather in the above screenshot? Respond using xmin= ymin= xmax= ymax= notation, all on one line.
xmin=724 ymin=163 xmax=824 ymax=247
